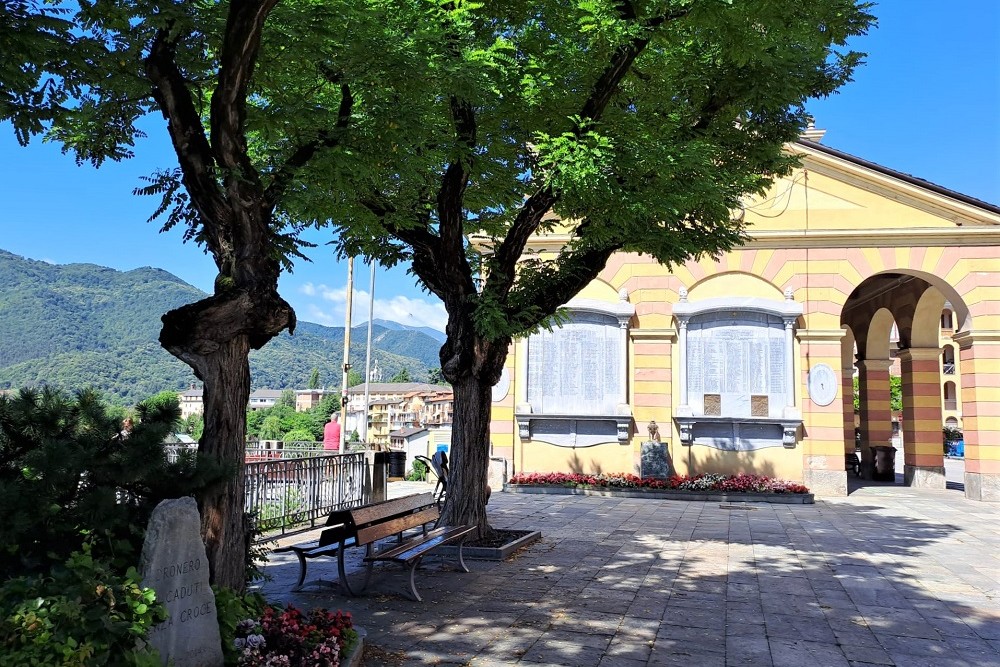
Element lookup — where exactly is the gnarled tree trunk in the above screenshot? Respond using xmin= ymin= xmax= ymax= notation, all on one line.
xmin=160 ymin=287 xmax=294 ymax=591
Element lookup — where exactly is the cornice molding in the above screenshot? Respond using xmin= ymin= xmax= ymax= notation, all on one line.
xmin=796 ymin=329 xmax=847 ymax=343
xmin=745 ymin=227 xmax=1000 ymax=249
xmin=629 ymin=329 xmax=677 ymax=343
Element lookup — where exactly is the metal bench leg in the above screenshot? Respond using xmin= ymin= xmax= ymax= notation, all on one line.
xmin=291 ymin=553 xmax=308 ymax=592
xmin=406 ymin=556 xmax=425 ymax=602
xmin=337 ymin=546 xmax=373 ymax=596
xmin=456 ymin=539 xmax=470 ymax=573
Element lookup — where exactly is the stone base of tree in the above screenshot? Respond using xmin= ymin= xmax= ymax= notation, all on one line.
xmin=434 ymin=529 xmax=541 ymax=561
xmin=505 ymin=485 xmax=815 ymax=504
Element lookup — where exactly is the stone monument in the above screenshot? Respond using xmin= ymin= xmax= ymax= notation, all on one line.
xmin=140 ymin=497 xmax=224 ymax=667
xmin=641 ymin=421 xmax=669 ymax=479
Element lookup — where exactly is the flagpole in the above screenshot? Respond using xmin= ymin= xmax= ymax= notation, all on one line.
xmin=339 ymin=256 xmax=354 ymax=450
xmin=362 ymin=259 xmax=376 ymax=445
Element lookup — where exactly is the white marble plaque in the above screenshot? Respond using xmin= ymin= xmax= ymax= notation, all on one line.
xmin=687 ymin=314 xmax=787 ymax=418
xmin=527 ymin=313 xmax=621 ymax=414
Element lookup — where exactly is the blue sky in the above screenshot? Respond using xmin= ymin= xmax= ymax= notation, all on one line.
xmin=2 ymin=1 xmax=997 ymax=334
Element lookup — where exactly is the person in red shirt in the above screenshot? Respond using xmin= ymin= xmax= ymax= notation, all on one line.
xmin=323 ymin=414 xmax=341 ymax=451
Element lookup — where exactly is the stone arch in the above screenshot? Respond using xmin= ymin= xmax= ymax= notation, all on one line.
xmin=879 ymin=268 xmax=971 ymax=334
xmin=686 ymin=271 xmax=784 ymax=301
xmin=866 ymin=308 xmax=895 ymax=360
xmin=910 ymin=287 xmax=948 ymax=349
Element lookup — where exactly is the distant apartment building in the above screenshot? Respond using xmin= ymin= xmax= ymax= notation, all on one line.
xmin=345 ymin=382 xmax=454 ymax=445
xmin=179 ymin=385 xmax=204 ymax=420
xmin=248 ymin=388 xmax=283 ymax=411
xmin=295 ymin=388 xmax=335 ymax=412
xmin=179 ymin=385 xmax=329 ymax=416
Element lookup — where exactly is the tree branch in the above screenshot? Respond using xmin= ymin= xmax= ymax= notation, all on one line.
xmin=145 ymin=28 xmax=228 ymax=259
xmin=210 ymin=0 xmax=279 ymax=187
xmin=486 ymin=8 xmax=690 ymax=302
xmin=434 ymin=95 xmax=479 ymax=305
xmin=264 ymin=83 xmax=354 ymax=209
xmin=505 ymin=220 xmax=622 ymax=331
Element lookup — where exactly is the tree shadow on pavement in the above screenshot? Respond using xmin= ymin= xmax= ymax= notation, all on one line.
xmin=259 ymin=492 xmax=1000 ymax=666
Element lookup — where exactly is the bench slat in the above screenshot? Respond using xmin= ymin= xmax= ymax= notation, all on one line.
xmin=326 ymin=493 xmax=435 ymax=528
xmin=366 ymin=525 xmax=476 ymax=563
xmin=355 ymin=506 xmax=440 ymax=545
xmin=351 ymin=493 xmax=435 ymax=526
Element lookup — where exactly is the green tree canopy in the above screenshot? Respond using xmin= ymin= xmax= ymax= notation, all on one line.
xmin=390 ymin=367 xmax=411 ymax=383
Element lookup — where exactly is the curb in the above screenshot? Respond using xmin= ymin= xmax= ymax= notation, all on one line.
xmin=343 ymin=626 xmax=366 ymax=667
xmin=504 ymin=485 xmax=815 ymax=504
xmin=435 ymin=530 xmax=543 ymax=561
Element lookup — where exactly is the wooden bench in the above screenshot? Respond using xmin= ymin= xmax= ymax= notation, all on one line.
xmin=274 ymin=493 xmax=476 ymax=601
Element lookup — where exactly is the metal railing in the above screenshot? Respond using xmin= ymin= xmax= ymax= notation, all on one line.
xmin=245 ymin=441 xmax=327 ymax=460
xmin=245 ymin=452 xmax=369 ymax=538
xmin=943 ymin=363 xmax=956 ymax=375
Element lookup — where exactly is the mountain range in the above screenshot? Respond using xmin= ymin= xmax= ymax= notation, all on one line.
xmin=0 ymin=250 xmax=444 ymax=405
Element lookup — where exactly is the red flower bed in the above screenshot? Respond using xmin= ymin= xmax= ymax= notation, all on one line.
xmin=508 ymin=471 xmax=809 ymax=494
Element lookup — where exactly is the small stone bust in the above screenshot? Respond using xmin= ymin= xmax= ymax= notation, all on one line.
xmin=647 ymin=420 xmax=660 ymax=443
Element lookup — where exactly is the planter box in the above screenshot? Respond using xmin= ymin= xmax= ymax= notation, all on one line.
xmin=434 ymin=529 xmax=542 ymax=561
xmin=504 ymin=484 xmax=814 ymax=504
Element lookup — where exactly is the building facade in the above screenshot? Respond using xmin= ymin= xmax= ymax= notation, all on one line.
xmin=489 ymin=135 xmax=1000 ymax=501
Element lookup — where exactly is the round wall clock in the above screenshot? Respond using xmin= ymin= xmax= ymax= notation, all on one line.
xmin=807 ymin=364 xmax=838 ymax=406
xmin=491 ymin=368 xmax=511 ymax=402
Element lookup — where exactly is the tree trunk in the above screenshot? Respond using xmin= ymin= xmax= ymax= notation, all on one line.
xmin=442 ymin=373 xmax=495 ymax=539
xmin=437 ymin=311 xmax=509 ymax=538
xmin=196 ymin=335 xmax=252 ymax=591
xmin=160 ymin=286 xmax=294 ymax=592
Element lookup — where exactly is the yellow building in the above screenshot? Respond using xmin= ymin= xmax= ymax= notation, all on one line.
xmin=489 ymin=132 xmax=1000 ymax=501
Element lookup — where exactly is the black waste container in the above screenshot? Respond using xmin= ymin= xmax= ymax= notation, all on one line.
xmin=388 ymin=451 xmax=406 ymax=478
xmin=871 ymin=445 xmax=897 ymax=481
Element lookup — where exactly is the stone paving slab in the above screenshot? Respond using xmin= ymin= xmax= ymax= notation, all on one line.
xmin=256 ymin=480 xmax=1000 ymax=666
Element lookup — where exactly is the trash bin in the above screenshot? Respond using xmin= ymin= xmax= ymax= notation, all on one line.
xmin=388 ymin=451 xmax=406 ymax=478
xmin=871 ymin=445 xmax=897 ymax=481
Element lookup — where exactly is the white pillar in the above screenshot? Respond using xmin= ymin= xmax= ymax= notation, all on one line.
xmin=677 ymin=317 xmax=689 ymax=414
xmin=618 ymin=318 xmax=630 ymax=408
xmin=784 ymin=317 xmax=796 ymax=412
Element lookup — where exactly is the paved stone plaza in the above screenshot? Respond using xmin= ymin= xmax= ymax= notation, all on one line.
xmin=259 ymin=475 xmax=1000 ymax=666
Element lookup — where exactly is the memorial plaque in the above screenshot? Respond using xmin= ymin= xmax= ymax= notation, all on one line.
xmin=640 ymin=442 xmax=670 ymax=479
xmin=140 ymin=497 xmax=223 ymax=667
xmin=724 ymin=341 xmax=747 ymax=393
xmin=687 ymin=336 xmax=703 ymax=395
xmin=768 ymin=338 xmax=785 ymax=395
xmin=527 ymin=313 xmax=621 ymax=415
xmin=749 ymin=340 xmax=768 ymax=395
xmin=703 ymin=340 xmax=724 ymax=393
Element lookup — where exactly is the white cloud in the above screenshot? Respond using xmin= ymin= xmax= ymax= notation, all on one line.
xmin=299 ymin=282 xmax=448 ymax=332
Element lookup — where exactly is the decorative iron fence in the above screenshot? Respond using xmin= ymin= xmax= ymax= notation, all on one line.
xmin=245 ymin=441 xmax=326 ymax=460
xmin=245 ymin=452 xmax=369 ymax=538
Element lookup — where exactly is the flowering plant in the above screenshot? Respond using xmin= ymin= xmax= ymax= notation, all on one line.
xmin=509 ymin=471 xmax=809 ymax=494
xmin=233 ymin=604 xmax=356 ymax=667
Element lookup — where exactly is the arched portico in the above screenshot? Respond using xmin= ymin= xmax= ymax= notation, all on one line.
xmin=842 ymin=270 xmax=983 ymax=493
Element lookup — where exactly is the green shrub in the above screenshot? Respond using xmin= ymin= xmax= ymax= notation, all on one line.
xmin=406 ymin=458 xmax=428 ymax=482
xmin=0 ymin=541 xmax=165 ymax=667
xmin=281 ymin=428 xmax=315 ymax=443
xmin=213 ymin=587 xmax=266 ymax=667
xmin=0 ymin=387 xmax=229 ymax=577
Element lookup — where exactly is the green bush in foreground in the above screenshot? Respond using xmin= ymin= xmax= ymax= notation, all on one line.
xmin=0 ymin=386 xmax=229 ymax=576
xmin=0 ymin=541 xmax=165 ymax=667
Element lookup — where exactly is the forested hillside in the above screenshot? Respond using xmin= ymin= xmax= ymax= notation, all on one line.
xmin=0 ymin=250 xmax=441 ymax=404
